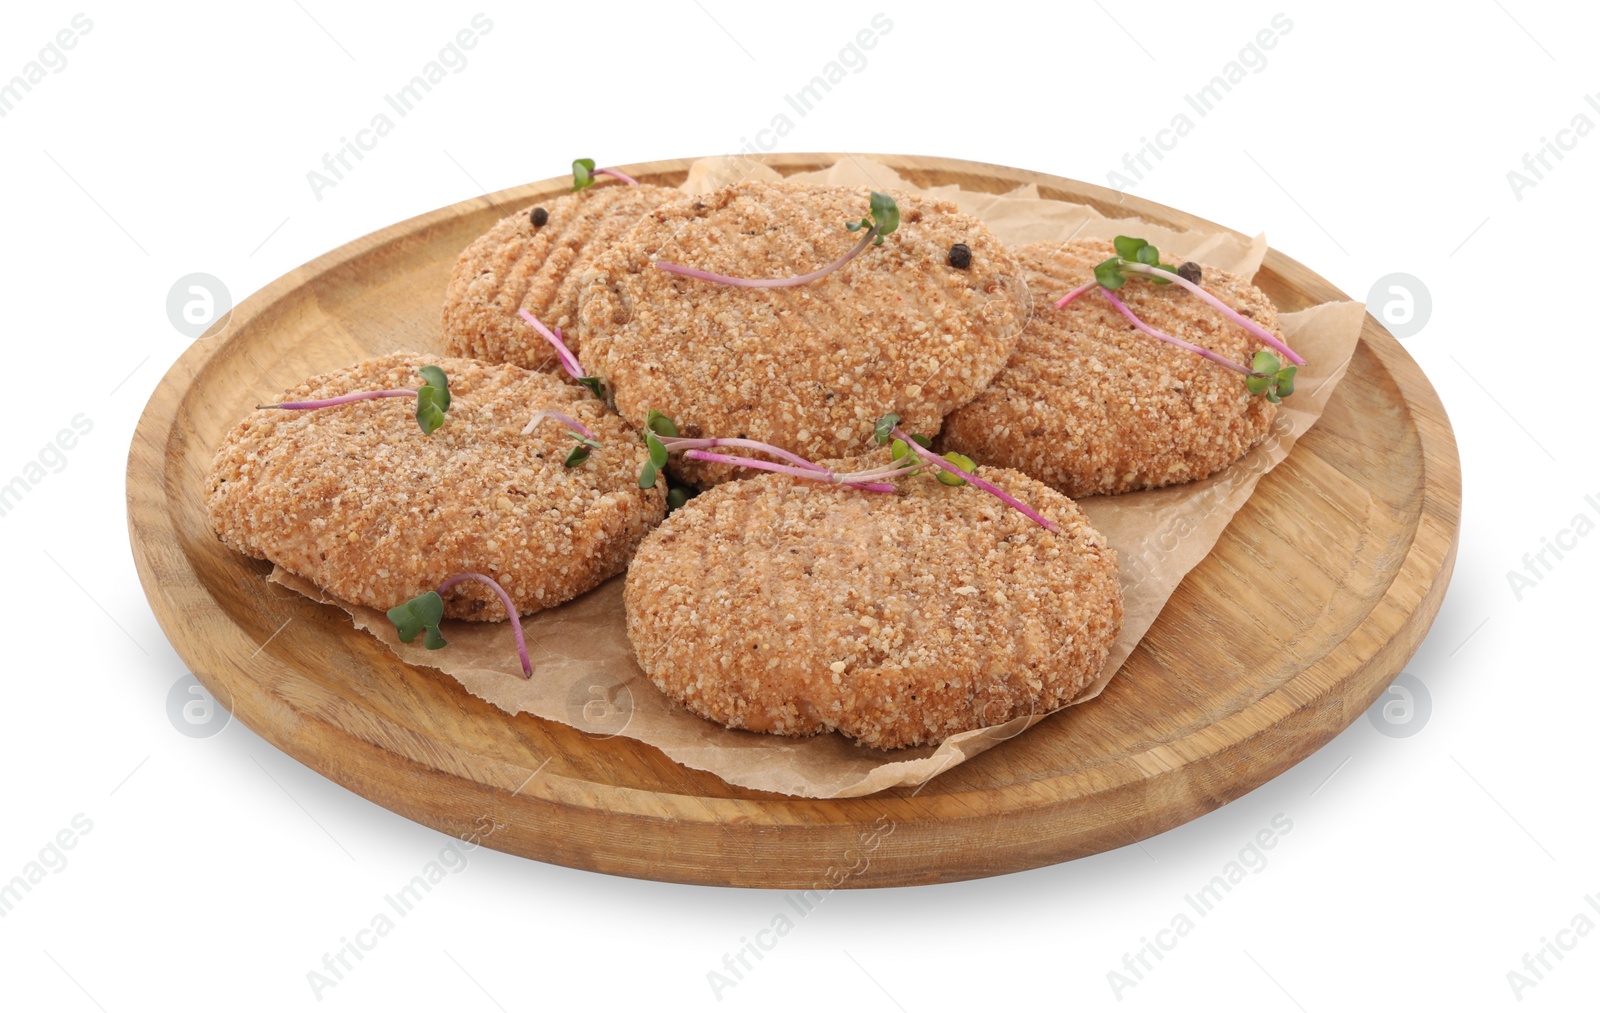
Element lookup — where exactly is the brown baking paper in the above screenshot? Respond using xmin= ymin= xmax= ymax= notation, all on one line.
xmin=269 ymin=156 xmax=1366 ymax=798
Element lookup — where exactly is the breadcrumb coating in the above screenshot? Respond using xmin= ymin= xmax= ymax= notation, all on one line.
xmin=441 ymin=183 xmax=676 ymax=372
xmin=623 ymin=460 xmax=1122 ymax=749
xmin=939 ymin=240 xmax=1281 ymax=497
xmin=206 ymin=353 xmax=666 ymax=620
xmin=578 ymin=180 xmax=1027 ymax=487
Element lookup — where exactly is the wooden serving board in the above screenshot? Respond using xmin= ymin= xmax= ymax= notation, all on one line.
xmin=127 ymin=153 xmax=1460 ymax=888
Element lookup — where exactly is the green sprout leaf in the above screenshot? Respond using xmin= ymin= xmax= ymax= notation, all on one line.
xmin=387 ymin=591 xmax=447 ymax=650
xmin=564 ymin=444 xmax=591 ymax=467
xmin=1105 ymin=237 xmax=1176 ymax=283
xmin=1113 ymin=236 xmax=1148 ymax=260
xmin=572 ymin=157 xmax=597 ymax=191
xmin=847 ymin=192 xmax=900 ymax=245
xmin=415 ymin=386 xmax=447 ymax=435
xmin=667 ymin=486 xmax=690 ymax=510
xmin=873 ymin=413 xmax=901 ymax=445
xmin=577 ymin=376 xmax=606 ymax=401
xmin=413 ymin=366 xmax=452 ymax=435
xmin=869 ymin=190 xmax=899 ymax=240
xmin=639 ymin=459 xmax=658 ymax=489
xmin=910 ymin=433 xmax=932 ymax=449
xmin=937 ymin=451 xmax=976 ymax=486
xmin=417 ymin=366 xmax=451 ymax=410
xmin=645 ymin=431 xmax=669 ymax=469
xmin=889 ymin=438 xmax=922 ymax=476
xmin=1094 ymin=257 xmax=1126 ymax=290
xmin=1245 ymin=350 xmax=1295 ymax=402
xmin=1276 ymin=366 xmax=1296 ymax=398
xmin=645 ymin=409 xmax=679 ymax=438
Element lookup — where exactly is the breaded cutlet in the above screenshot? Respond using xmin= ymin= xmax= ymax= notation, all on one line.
xmin=207 ymin=353 xmax=666 ymax=619
xmin=939 ymin=239 xmax=1282 ymax=497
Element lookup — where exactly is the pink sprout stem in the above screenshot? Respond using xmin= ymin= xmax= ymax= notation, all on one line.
xmin=659 ymin=436 xmax=828 ymax=472
xmin=593 ymin=167 xmax=639 ymax=186
xmin=258 ymin=389 xmax=414 ymax=410
xmin=1121 ymin=263 xmax=1305 ymax=366
xmin=517 ymin=309 xmax=585 ymax=380
xmin=892 ymin=428 xmax=1060 ymax=533
xmin=1097 ymin=287 xmax=1255 ymax=378
xmin=681 ymin=449 xmax=905 ymax=493
xmin=654 ymin=227 xmax=878 ymax=289
xmin=522 ymin=409 xmax=597 ymax=441
xmin=436 ymin=572 xmax=531 ymax=677
xmin=1054 ymin=279 xmax=1097 ymax=309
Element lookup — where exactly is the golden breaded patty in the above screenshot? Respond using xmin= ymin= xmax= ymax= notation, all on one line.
xmin=207 ymin=353 xmax=666 ymax=620
xmin=939 ymin=240 xmax=1282 ymax=497
xmin=623 ymin=464 xmax=1121 ymax=749
xmin=441 ymin=183 xmax=676 ymax=371
xmin=579 ymin=180 xmax=1028 ymax=487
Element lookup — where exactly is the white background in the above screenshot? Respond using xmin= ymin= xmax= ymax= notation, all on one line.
xmin=2 ymin=2 xmax=1595 ymax=1009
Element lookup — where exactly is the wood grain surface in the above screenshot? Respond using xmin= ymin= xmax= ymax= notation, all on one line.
xmin=125 ymin=153 xmax=1461 ymax=888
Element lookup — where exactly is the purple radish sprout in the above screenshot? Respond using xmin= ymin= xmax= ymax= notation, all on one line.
xmin=522 ymin=409 xmax=597 ymax=440
xmin=657 ymin=436 xmax=829 ymax=472
xmin=436 ymin=572 xmax=531 ymax=677
xmin=680 ymin=449 xmax=908 ymax=493
xmin=258 ymin=365 xmax=452 ymax=434
xmin=891 ymin=427 xmax=1060 ymax=533
xmin=593 ymin=167 xmax=639 ymax=186
xmin=1054 ymin=280 xmax=1097 ymax=309
xmin=1097 ymin=287 xmax=1257 ymax=379
xmin=1120 ymin=262 xmax=1305 ymax=366
xmin=257 ymin=389 xmax=415 ymax=410
xmin=516 ymin=309 xmax=585 ymax=379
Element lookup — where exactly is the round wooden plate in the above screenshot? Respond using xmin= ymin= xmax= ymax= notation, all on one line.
xmin=127 ymin=153 xmax=1460 ymax=888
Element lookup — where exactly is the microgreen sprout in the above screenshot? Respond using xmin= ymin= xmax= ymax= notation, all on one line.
xmin=844 ymin=190 xmax=900 ymax=246
xmin=387 ymin=572 xmax=532 ymax=677
xmin=516 ymin=309 xmax=607 ymax=401
xmin=873 ymin=416 xmax=1060 ymax=532
xmin=522 ymin=409 xmax=603 ymax=467
xmin=257 ymin=366 xmax=453 ymax=435
xmin=387 ymin=591 xmax=446 ymax=649
xmin=1058 ymin=235 xmax=1306 ymax=371
xmin=637 ymin=410 xmax=912 ymax=494
xmin=636 ymin=410 xmax=678 ymax=490
xmin=1091 ymin=235 xmax=1184 ymax=290
xmin=935 ymin=451 xmax=977 ymax=487
xmin=1095 ymin=286 xmax=1298 ymax=401
xmin=413 ymin=365 xmax=451 ymax=434
xmin=654 ymin=191 xmax=901 ymax=288
xmin=872 ymin=413 xmax=901 ymax=444
xmin=571 ymin=158 xmax=639 ymax=191
xmin=620 ymin=409 xmax=1062 ymax=531
xmin=1244 ymin=350 xmax=1296 ymax=404
xmin=887 ymin=433 xmax=932 ymax=476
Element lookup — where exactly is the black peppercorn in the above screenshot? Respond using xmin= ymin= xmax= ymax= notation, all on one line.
xmin=530 ymin=207 xmax=548 ymax=227
xmin=948 ymin=243 xmax=972 ymax=269
xmin=1176 ymin=261 xmax=1202 ymax=284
